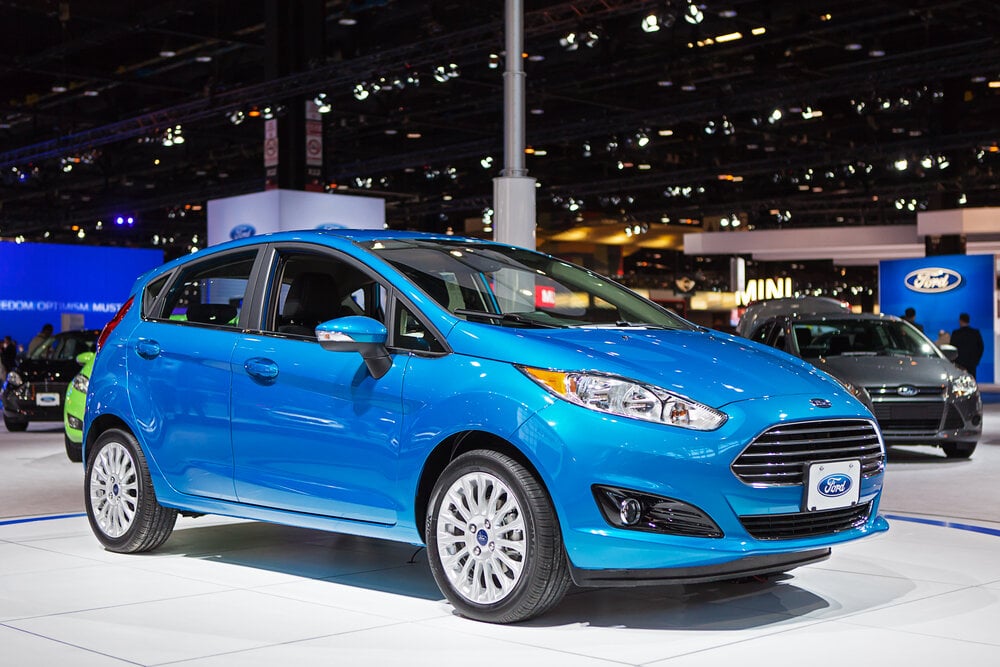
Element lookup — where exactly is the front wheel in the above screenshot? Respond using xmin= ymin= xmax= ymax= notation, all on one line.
xmin=4 ymin=415 xmax=28 ymax=432
xmin=64 ymin=433 xmax=83 ymax=463
xmin=425 ymin=449 xmax=571 ymax=623
xmin=941 ymin=441 xmax=977 ymax=459
xmin=84 ymin=428 xmax=177 ymax=552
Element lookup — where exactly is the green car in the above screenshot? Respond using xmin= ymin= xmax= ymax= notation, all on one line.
xmin=63 ymin=351 xmax=94 ymax=462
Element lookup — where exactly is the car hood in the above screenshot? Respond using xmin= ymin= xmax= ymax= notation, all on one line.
xmin=812 ymin=354 xmax=959 ymax=388
xmin=448 ymin=324 xmax=843 ymax=407
xmin=11 ymin=358 xmax=81 ymax=383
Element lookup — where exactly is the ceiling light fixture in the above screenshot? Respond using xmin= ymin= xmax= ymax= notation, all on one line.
xmin=684 ymin=2 xmax=704 ymax=25
xmin=313 ymin=93 xmax=332 ymax=113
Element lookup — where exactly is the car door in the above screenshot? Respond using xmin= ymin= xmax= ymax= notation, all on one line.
xmin=230 ymin=245 xmax=406 ymax=524
xmin=126 ymin=248 xmax=258 ymax=501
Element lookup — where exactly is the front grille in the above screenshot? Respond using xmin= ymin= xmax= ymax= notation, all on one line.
xmin=740 ymin=502 xmax=872 ymax=540
xmin=871 ymin=400 xmax=945 ymax=431
xmin=731 ymin=419 xmax=883 ymax=486
xmin=866 ymin=385 xmax=944 ymax=398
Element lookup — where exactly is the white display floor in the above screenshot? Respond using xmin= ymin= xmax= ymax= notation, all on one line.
xmin=3 ymin=407 xmax=999 ymax=666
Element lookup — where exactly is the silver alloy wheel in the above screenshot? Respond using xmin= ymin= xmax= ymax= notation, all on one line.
xmin=435 ymin=471 xmax=528 ymax=605
xmin=89 ymin=441 xmax=139 ymax=538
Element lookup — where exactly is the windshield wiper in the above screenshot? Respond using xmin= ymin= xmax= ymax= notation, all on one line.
xmin=453 ymin=309 xmax=562 ymax=328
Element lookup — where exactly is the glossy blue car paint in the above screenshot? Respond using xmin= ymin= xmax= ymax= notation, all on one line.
xmin=85 ymin=230 xmax=888 ymax=602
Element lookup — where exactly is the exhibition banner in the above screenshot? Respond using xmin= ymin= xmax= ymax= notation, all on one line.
xmin=879 ymin=254 xmax=996 ymax=382
xmin=207 ymin=189 xmax=385 ymax=247
xmin=0 ymin=242 xmax=163 ymax=348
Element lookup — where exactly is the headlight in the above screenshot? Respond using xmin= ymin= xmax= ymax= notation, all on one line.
xmin=5 ymin=371 xmax=22 ymax=387
xmin=519 ymin=367 xmax=728 ymax=431
xmin=951 ymin=374 xmax=977 ymax=398
xmin=72 ymin=373 xmax=89 ymax=393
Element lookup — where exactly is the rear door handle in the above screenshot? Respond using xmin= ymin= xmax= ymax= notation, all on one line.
xmin=135 ymin=339 xmax=161 ymax=359
xmin=244 ymin=357 xmax=279 ymax=382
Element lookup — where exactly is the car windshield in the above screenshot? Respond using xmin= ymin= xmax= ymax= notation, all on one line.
xmin=367 ymin=239 xmax=691 ymax=330
xmin=794 ymin=318 xmax=939 ymax=359
xmin=28 ymin=332 xmax=97 ymax=361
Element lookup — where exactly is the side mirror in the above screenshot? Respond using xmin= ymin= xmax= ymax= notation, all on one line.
xmin=76 ymin=351 xmax=95 ymax=365
xmin=316 ymin=316 xmax=391 ymax=379
xmin=938 ymin=343 xmax=959 ymax=362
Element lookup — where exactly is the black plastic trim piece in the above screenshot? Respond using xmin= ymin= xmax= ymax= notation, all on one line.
xmin=569 ymin=548 xmax=830 ymax=587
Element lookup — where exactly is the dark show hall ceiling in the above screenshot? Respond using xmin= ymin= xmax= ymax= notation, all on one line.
xmin=0 ymin=0 xmax=998 ymax=257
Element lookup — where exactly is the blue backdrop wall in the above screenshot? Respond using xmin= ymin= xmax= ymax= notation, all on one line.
xmin=0 ymin=242 xmax=164 ymax=350
xmin=879 ymin=254 xmax=996 ymax=383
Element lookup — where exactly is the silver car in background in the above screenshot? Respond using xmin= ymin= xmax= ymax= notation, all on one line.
xmin=745 ymin=311 xmax=981 ymax=458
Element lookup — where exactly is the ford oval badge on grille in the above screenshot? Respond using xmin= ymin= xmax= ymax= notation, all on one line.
xmin=817 ymin=473 xmax=852 ymax=497
xmin=904 ymin=267 xmax=962 ymax=293
xmin=897 ymin=385 xmax=919 ymax=397
xmin=810 ymin=398 xmax=832 ymax=408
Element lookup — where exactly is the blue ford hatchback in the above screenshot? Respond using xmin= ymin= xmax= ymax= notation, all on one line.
xmin=84 ymin=230 xmax=888 ymax=623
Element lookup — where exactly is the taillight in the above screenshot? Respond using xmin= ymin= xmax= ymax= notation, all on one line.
xmin=97 ymin=295 xmax=135 ymax=351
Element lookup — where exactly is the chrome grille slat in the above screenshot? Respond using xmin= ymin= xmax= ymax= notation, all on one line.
xmin=732 ymin=419 xmax=885 ymax=486
xmin=750 ymin=434 xmax=879 ymax=447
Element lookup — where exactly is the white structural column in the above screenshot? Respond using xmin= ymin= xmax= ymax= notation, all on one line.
xmin=493 ymin=0 xmax=537 ymax=249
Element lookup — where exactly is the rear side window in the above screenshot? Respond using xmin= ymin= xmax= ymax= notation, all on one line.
xmin=141 ymin=274 xmax=170 ymax=318
xmin=153 ymin=251 xmax=256 ymax=328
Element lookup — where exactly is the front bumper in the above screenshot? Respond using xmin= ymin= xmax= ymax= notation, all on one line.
xmin=3 ymin=382 xmax=67 ymax=422
xmin=872 ymin=391 xmax=982 ymax=445
xmin=514 ymin=394 xmax=888 ymax=575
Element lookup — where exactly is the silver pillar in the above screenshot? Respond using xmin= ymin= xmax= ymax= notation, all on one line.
xmin=494 ymin=0 xmax=537 ymax=249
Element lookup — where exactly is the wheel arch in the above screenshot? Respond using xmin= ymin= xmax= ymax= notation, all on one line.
xmin=414 ymin=429 xmax=549 ymax=543
xmin=85 ymin=413 xmax=132 ymax=461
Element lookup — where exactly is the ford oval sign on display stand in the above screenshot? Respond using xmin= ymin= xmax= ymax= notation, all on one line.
xmin=903 ymin=267 xmax=962 ymax=293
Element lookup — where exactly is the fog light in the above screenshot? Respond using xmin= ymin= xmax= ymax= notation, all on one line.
xmin=67 ymin=414 xmax=83 ymax=429
xmin=619 ymin=498 xmax=642 ymax=525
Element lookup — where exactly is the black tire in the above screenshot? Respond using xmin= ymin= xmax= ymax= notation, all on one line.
xmin=941 ymin=441 xmax=977 ymax=459
xmin=84 ymin=427 xmax=177 ymax=552
xmin=64 ymin=433 xmax=83 ymax=463
xmin=425 ymin=449 xmax=571 ymax=623
xmin=4 ymin=415 xmax=28 ymax=432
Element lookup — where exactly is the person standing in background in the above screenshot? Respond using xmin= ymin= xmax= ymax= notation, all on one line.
xmin=26 ymin=323 xmax=53 ymax=357
xmin=0 ymin=335 xmax=16 ymax=380
xmin=902 ymin=307 xmax=924 ymax=332
xmin=950 ymin=313 xmax=984 ymax=379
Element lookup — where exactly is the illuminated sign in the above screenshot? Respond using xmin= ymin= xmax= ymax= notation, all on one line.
xmin=735 ymin=277 xmax=793 ymax=307
xmin=904 ymin=267 xmax=962 ymax=293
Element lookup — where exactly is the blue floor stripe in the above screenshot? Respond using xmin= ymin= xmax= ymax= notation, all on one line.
xmin=883 ymin=513 xmax=1000 ymax=537
xmin=0 ymin=512 xmax=87 ymax=526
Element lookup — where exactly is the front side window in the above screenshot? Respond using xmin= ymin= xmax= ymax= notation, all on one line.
xmin=368 ymin=239 xmax=692 ymax=330
xmin=155 ymin=251 xmax=256 ymax=327
xmin=264 ymin=251 xmax=384 ymax=338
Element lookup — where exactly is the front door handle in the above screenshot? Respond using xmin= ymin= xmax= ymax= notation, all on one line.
xmin=244 ymin=357 xmax=279 ymax=382
xmin=135 ymin=339 xmax=161 ymax=359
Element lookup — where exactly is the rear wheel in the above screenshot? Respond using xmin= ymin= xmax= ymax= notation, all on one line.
xmin=426 ymin=449 xmax=571 ymax=624
xmin=85 ymin=428 xmax=176 ymax=552
xmin=941 ymin=441 xmax=977 ymax=459
xmin=3 ymin=415 xmax=28 ymax=432
xmin=64 ymin=433 xmax=83 ymax=462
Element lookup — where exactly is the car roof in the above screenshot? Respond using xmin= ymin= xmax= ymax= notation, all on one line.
xmin=737 ymin=296 xmax=850 ymax=336
xmin=135 ymin=229 xmax=495 ymax=288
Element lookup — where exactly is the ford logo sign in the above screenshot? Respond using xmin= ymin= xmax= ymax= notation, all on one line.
xmin=810 ymin=398 xmax=832 ymax=408
xmin=817 ymin=473 xmax=852 ymax=498
xmin=904 ymin=267 xmax=962 ymax=293
xmin=229 ymin=224 xmax=256 ymax=240
xmin=315 ymin=222 xmax=348 ymax=230
xmin=897 ymin=385 xmax=919 ymax=397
